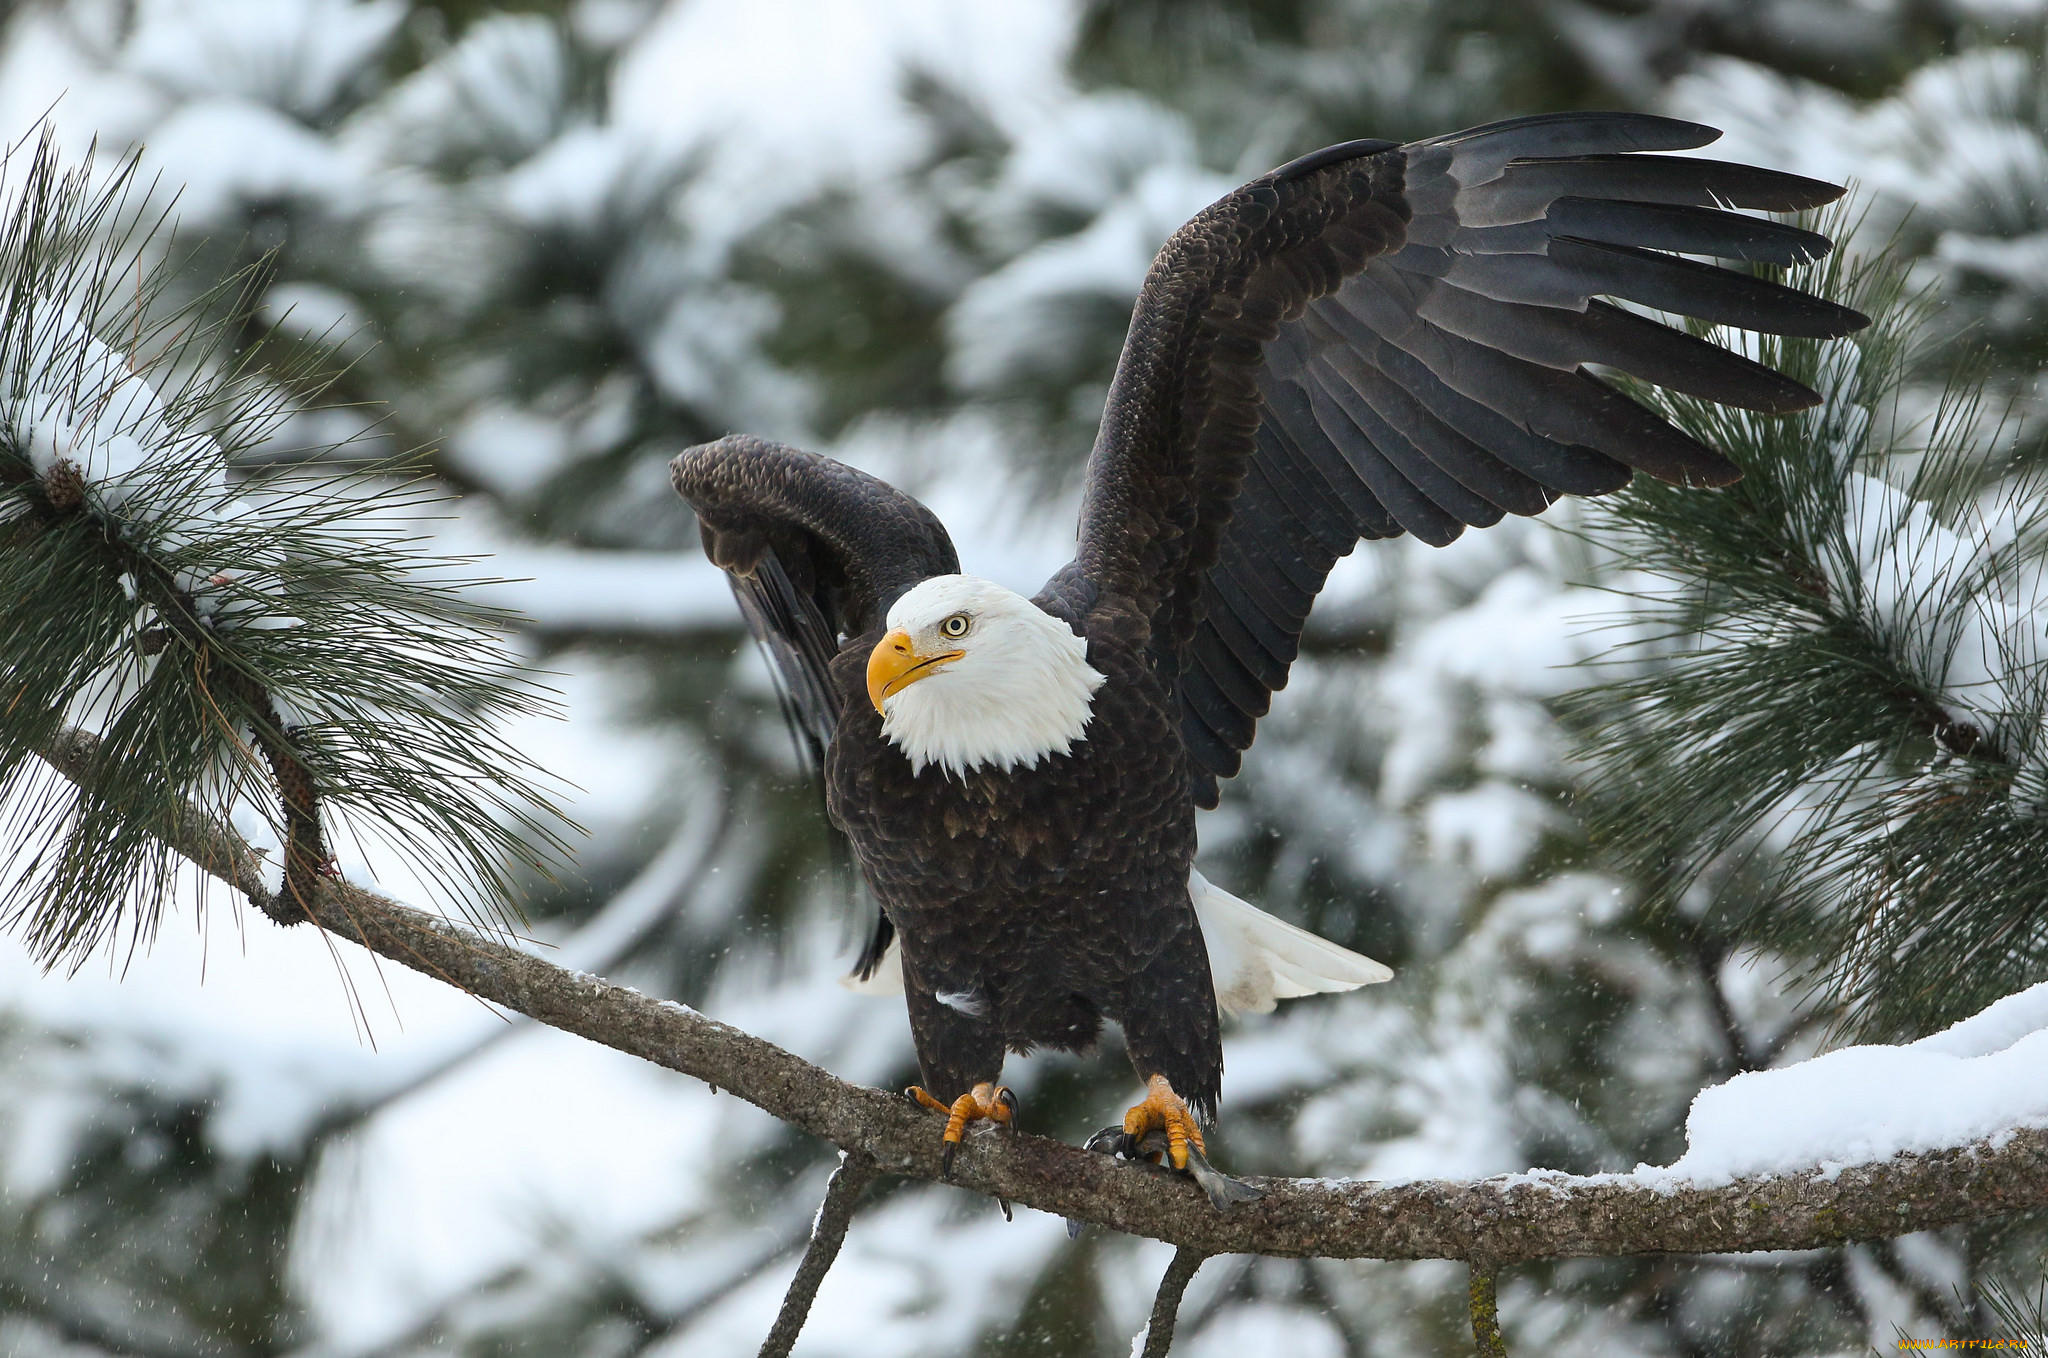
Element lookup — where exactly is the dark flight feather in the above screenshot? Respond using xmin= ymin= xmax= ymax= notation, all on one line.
xmin=1071 ymin=111 xmax=1865 ymax=803
xmin=1542 ymin=198 xmax=1834 ymax=265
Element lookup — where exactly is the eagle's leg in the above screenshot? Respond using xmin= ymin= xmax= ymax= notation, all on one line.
xmin=905 ymin=1081 xmax=1017 ymax=1175
xmin=1115 ymin=915 xmax=1223 ymax=1172
xmin=1099 ymin=921 xmax=1263 ymax=1209
xmin=899 ymin=961 xmax=1013 ymax=1178
xmin=1121 ymin=1074 xmax=1204 ymax=1170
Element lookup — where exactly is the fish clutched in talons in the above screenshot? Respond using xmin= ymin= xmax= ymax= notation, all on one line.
xmin=906 ymin=1081 xmax=1016 ymax=1177
xmin=1062 ymin=1075 xmax=1265 ymax=1232
xmin=1123 ymin=1074 xmax=1206 ymax=1171
xmin=1068 ymin=1124 xmax=1263 ymax=1235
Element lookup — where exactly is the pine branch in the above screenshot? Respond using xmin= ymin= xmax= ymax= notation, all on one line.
xmin=1570 ymin=221 xmax=2048 ymax=1037
xmin=0 ymin=129 xmax=568 ymax=969
xmin=303 ymin=798 xmax=732 ymax=1143
xmin=35 ymin=723 xmax=2048 ymax=1268
xmin=1974 ymin=1269 xmax=2048 ymax=1351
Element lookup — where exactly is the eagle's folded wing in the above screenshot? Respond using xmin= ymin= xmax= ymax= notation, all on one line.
xmin=671 ymin=434 xmax=959 ymax=977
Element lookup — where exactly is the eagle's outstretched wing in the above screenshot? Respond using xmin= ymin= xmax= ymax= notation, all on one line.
xmin=1071 ymin=112 xmax=1868 ymax=807
xmin=671 ymin=434 xmax=959 ymax=975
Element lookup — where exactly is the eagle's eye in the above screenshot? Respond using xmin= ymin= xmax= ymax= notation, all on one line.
xmin=939 ymin=612 xmax=971 ymax=639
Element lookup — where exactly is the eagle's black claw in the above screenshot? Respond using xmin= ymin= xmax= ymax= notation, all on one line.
xmin=909 ymin=1082 xmax=1012 ymax=1181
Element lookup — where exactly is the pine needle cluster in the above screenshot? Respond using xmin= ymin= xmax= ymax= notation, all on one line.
xmin=0 ymin=129 xmax=568 ymax=970
xmin=1973 ymin=1270 xmax=2048 ymax=1352
xmin=1570 ymin=216 xmax=2048 ymax=1039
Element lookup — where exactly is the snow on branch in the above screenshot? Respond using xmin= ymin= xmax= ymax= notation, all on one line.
xmin=35 ymin=723 xmax=2048 ymax=1271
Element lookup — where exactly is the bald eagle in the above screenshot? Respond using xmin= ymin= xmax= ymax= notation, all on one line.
xmin=671 ymin=112 xmax=1864 ymax=1200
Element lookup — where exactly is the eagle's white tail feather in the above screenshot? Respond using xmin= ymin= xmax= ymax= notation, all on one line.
xmin=840 ymin=872 xmax=1393 ymax=1016
xmin=1192 ymin=869 xmax=1392 ymax=1016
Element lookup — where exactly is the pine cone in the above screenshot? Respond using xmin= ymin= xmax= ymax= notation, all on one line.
xmin=43 ymin=458 xmax=84 ymax=512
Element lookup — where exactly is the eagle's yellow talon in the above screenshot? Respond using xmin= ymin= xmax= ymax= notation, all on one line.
xmin=908 ymin=1082 xmax=1015 ymax=1176
xmin=1123 ymin=1074 xmax=1205 ymax=1171
xmin=905 ymin=1085 xmax=952 ymax=1115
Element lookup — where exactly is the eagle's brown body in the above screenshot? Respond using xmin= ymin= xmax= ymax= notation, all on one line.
xmin=672 ymin=111 xmax=1866 ymax=1160
xmin=826 ymin=594 xmax=1221 ymax=1114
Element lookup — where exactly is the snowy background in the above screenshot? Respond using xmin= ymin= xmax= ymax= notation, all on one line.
xmin=3 ymin=1 xmax=2047 ymax=1354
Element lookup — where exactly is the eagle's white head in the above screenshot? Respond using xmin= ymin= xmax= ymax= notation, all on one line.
xmin=866 ymin=574 xmax=1106 ymax=778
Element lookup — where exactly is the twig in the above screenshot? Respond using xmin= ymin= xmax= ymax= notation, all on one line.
xmin=242 ymin=681 xmax=330 ymax=920
xmin=758 ymin=1151 xmax=880 ymax=1358
xmin=1469 ymin=1262 xmax=1507 ymax=1358
xmin=31 ymin=723 xmax=2048 ymax=1266
xmin=1137 ymin=1247 xmax=1208 ymax=1358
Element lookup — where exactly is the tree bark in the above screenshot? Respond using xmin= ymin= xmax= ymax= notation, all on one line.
xmin=34 ymin=727 xmax=2048 ymax=1266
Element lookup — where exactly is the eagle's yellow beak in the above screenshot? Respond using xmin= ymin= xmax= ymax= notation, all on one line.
xmin=867 ymin=629 xmax=962 ymax=715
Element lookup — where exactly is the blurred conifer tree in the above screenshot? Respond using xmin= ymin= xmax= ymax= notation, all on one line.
xmin=1 ymin=2 xmax=2045 ymax=1355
